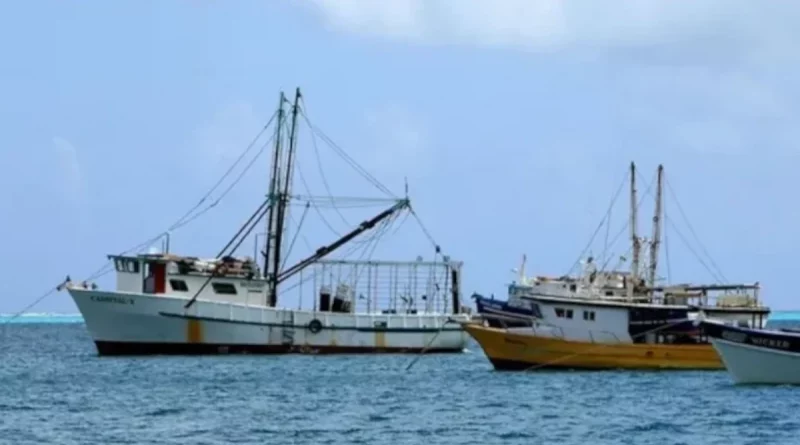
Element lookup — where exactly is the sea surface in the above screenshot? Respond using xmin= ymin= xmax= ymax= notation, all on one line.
xmin=2 ymin=317 xmax=800 ymax=445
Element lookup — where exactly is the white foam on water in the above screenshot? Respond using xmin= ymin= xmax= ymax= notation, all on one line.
xmin=0 ymin=313 xmax=84 ymax=323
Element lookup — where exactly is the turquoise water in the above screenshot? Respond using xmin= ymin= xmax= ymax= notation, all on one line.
xmin=2 ymin=317 xmax=800 ymax=444
xmin=0 ymin=313 xmax=84 ymax=324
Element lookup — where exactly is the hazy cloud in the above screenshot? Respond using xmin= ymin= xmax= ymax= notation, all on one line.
xmin=52 ymin=136 xmax=90 ymax=230
xmin=306 ymin=0 xmax=800 ymax=58
xmin=52 ymin=137 xmax=86 ymax=203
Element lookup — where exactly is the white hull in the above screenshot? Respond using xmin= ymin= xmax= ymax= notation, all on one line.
xmin=711 ymin=338 xmax=800 ymax=385
xmin=68 ymin=288 xmax=469 ymax=355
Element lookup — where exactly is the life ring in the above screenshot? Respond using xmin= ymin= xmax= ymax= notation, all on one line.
xmin=308 ymin=319 xmax=323 ymax=334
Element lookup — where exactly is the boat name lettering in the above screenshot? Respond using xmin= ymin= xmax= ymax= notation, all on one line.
xmin=750 ymin=336 xmax=791 ymax=350
xmin=91 ymin=295 xmax=134 ymax=305
xmin=240 ymin=281 xmax=265 ymax=290
xmin=720 ymin=330 xmax=747 ymax=344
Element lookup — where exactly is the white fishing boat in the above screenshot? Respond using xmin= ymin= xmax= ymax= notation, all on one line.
xmin=64 ymin=88 xmax=471 ymax=355
xmin=700 ymin=317 xmax=800 ymax=384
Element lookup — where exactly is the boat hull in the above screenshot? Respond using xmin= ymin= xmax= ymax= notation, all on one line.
xmin=68 ymin=288 xmax=469 ymax=355
xmin=710 ymin=338 xmax=800 ymax=384
xmin=463 ymin=323 xmax=723 ymax=370
xmin=700 ymin=320 xmax=800 ymax=384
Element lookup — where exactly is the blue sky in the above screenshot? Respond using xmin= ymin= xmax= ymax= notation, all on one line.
xmin=2 ymin=0 xmax=800 ymax=313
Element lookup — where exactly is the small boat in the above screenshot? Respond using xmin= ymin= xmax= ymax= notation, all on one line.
xmin=699 ymin=317 xmax=800 ymax=384
xmin=63 ymin=88 xmax=472 ymax=356
xmin=472 ymin=290 xmax=540 ymax=328
xmin=472 ymin=255 xmax=542 ymax=328
xmin=465 ymin=162 xmax=771 ymax=371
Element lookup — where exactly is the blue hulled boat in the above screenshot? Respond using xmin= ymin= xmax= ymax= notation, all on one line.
xmin=472 ymin=255 xmax=544 ymax=328
xmin=472 ymin=287 xmax=542 ymax=328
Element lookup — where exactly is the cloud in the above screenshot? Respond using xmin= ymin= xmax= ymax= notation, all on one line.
xmin=304 ymin=1 xmax=800 ymax=160
xmin=617 ymin=67 xmax=799 ymax=156
xmin=306 ymin=1 xmax=800 ymax=61
xmin=52 ymin=137 xmax=87 ymax=203
xmin=52 ymin=136 xmax=90 ymax=229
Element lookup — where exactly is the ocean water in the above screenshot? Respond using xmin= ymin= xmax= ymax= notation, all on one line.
xmin=2 ymin=322 xmax=800 ymax=444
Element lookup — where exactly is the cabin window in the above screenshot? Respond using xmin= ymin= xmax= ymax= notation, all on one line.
xmin=555 ymin=308 xmax=574 ymax=319
xmin=569 ymin=284 xmax=577 ymax=292
xmin=114 ymin=259 xmax=140 ymax=273
xmin=212 ymin=282 xmax=237 ymax=295
xmin=530 ymin=303 xmax=543 ymax=318
xmin=125 ymin=259 xmax=140 ymax=274
xmin=170 ymin=279 xmax=189 ymax=292
xmin=605 ymin=291 xmax=613 ymax=296
xmin=583 ymin=310 xmax=596 ymax=321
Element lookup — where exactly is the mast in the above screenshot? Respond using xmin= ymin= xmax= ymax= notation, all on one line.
xmin=628 ymin=161 xmax=639 ymax=299
xmin=648 ymin=164 xmax=664 ymax=288
xmin=268 ymin=88 xmax=301 ymax=307
xmin=264 ymin=92 xmax=285 ymax=304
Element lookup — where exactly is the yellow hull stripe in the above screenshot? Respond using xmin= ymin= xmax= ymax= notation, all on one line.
xmin=464 ymin=324 xmax=723 ymax=370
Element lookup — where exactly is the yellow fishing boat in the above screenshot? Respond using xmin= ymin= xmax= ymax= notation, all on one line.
xmin=464 ymin=322 xmax=723 ymax=370
xmin=467 ymin=162 xmax=770 ymax=371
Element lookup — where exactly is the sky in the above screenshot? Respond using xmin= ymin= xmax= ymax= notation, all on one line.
xmin=2 ymin=0 xmax=800 ymax=313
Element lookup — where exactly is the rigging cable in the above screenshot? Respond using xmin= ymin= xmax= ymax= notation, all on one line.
xmin=86 ymin=129 xmax=278 ymax=283
xmin=663 ymin=176 xmax=728 ymax=283
xmin=664 ymin=189 xmax=672 ymax=284
xmin=6 ymin=112 xmax=279 ymax=318
xmin=596 ymin=171 xmax=657 ymax=274
xmin=276 ymin=216 xmax=396 ymax=295
xmin=1 ymin=283 xmax=66 ymax=326
xmin=404 ymin=317 xmax=459 ymax=371
xmin=565 ymin=166 xmax=636 ymax=276
xmin=406 ymin=206 xmax=449 ymax=312
xmin=298 ymin=107 xmax=395 ymax=198
xmin=409 ymin=207 xmax=442 ymax=256
xmin=664 ymin=215 xmax=724 ymax=284
xmin=294 ymin=156 xmax=342 ymax=237
xmin=280 ymin=201 xmax=311 ymax=272
xmin=168 ymin=109 xmax=280 ymax=234
xmin=184 ymin=198 xmax=273 ymax=309
xmin=298 ymin=101 xmax=351 ymax=229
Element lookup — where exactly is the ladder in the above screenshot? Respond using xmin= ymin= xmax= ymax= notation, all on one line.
xmin=281 ymin=310 xmax=295 ymax=346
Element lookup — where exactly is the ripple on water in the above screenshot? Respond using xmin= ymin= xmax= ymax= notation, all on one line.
xmin=1 ymin=324 xmax=800 ymax=444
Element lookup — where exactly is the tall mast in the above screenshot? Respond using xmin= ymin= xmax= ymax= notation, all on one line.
xmin=268 ymin=88 xmax=301 ymax=307
xmin=264 ymin=92 xmax=285 ymax=302
xmin=628 ymin=161 xmax=639 ymax=299
xmin=648 ymin=164 xmax=664 ymax=288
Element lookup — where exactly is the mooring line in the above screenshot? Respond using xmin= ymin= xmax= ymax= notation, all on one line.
xmin=404 ymin=318 xmax=456 ymax=371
